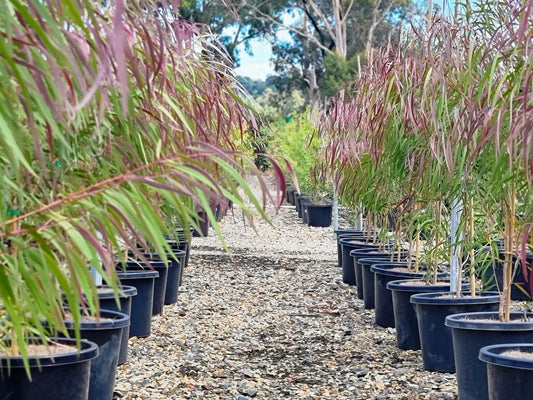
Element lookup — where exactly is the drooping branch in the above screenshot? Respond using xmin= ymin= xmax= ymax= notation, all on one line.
xmin=249 ymin=5 xmax=335 ymax=54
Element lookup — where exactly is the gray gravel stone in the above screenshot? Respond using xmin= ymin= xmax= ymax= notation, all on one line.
xmin=114 ymin=176 xmax=460 ymax=400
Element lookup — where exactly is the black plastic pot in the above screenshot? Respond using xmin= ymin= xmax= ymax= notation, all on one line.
xmin=301 ymin=201 xmax=311 ymax=224
xmin=63 ymin=309 xmax=130 ymax=400
xmin=163 ymin=249 xmax=186 ymax=304
xmin=410 ymin=292 xmax=500 ymax=372
xmin=339 ymin=238 xmax=380 ymax=285
xmin=350 ymin=249 xmax=394 ymax=300
xmin=287 ymin=189 xmax=298 ymax=205
xmin=296 ymin=196 xmax=310 ymax=219
xmin=116 ymin=269 xmax=158 ymax=338
xmin=445 ymin=312 xmax=533 ymax=400
xmin=168 ymin=238 xmax=190 ymax=285
xmin=387 ymin=280 xmax=463 ymax=350
xmin=126 ymin=259 xmax=169 ymax=316
xmin=358 ymin=254 xmax=407 ymax=308
xmin=479 ymin=343 xmax=533 ymax=400
xmin=335 ymin=230 xmax=355 ymax=267
xmin=306 ymin=204 xmax=333 ymax=227
xmin=285 ymin=187 xmax=293 ymax=204
xmin=192 ymin=210 xmax=209 ymax=237
xmin=295 ymin=194 xmax=307 ymax=214
xmin=481 ymin=254 xmax=532 ymax=301
xmin=370 ymin=263 xmax=425 ymax=328
xmin=0 ymin=338 xmax=98 ymax=400
xmin=335 ymin=231 xmax=373 ymax=268
xmin=98 ymin=285 xmax=137 ymax=365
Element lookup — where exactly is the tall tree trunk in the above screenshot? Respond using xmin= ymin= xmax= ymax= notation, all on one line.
xmin=307 ymin=67 xmax=320 ymax=110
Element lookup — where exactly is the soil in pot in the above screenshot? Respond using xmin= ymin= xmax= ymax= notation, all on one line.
xmin=0 ymin=338 xmax=98 ymax=400
xmin=479 ymin=343 xmax=533 ymax=400
xmin=445 ymin=311 xmax=533 ymax=400
xmin=410 ymin=291 xmax=500 ymax=372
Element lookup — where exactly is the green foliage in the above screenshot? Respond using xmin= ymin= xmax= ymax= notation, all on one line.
xmin=255 ymin=88 xmax=306 ymax=121
xmin=322 ymin=53 xmax=362 ymax=97
xmin=0 ymin=0 xmax=283 ymax=370
xmin=316 ymin=0 xmax=533 ymax=306
xmin=237 ymin=76 xmax=268 ymax=98
xmin=269 ymin=110 xmax=328 ymax=196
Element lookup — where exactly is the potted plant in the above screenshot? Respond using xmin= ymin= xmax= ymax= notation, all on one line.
xmin=441 ymin=1 xmax=533 ymax=399
xmin=0 ymin=1 xmax=286 ymax=397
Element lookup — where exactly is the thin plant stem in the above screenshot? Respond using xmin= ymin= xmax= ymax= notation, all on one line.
xmin=500 ymin=182 xmax=515 ymax=322
xmin=433 ymin=200 xmax=442 ymax=284
xmin=414 ymin=204 xmax=421 ymax=273
xmin=468 ymin=196 xmax=476 ymax=296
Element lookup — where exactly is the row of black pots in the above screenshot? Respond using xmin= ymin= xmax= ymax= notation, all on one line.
xmin=286 ymin=187 xmax=298 ymax=205
xmin=0 ymin=231 xmax=193 ymax=400
xmin=120 ymin=233 xmax=191 ymax=339
xmin=290 ymin=193 xmax=333 ymax=227
xmin=389 ymin=277 xmax=533 ymax=400
xmin=192 ymin=201 xmax=232 ymax=237
xmin=335 ymin=227 xmax=533 ymax=400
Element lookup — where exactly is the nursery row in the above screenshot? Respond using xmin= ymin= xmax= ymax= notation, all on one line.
xmin=334 ymin=227 xmax=533 ymax=400
xmin=0 ymin=228 xmax=198 ymax=400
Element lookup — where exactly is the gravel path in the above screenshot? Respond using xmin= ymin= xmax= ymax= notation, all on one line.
xmin=115 ymin=179 xmax=458 ymax=400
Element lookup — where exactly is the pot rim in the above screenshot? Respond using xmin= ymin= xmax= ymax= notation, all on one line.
xmin=116 ymin=269 xmax=159 ymax=279
xmin=358 ymin=256 xmax=406 ymax=267
xmin=97 ymin=285 xmax=138 ymax=299
xmin=480 ymin=343 xmax=533 ymax=370
xmin=0 ymin=337 xmax=99 ymax=367
xmin=445 ymin=311 xmax=533 ymax=331
xmin=410 ymin=291 xmax=500 ymax=305
xmin=387 ymin=279 xmax=459 ymax=291
xmin=64 ymin=308 xmax=130 ymax=330
xmin=370 ymin=263 xmax=424 ymax=278
xmin=306 ymin=203 xmax=332 ymax=209
xmin=340 ymin=238 xmax=380 ymax=247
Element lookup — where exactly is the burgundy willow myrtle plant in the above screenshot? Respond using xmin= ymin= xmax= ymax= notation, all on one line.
xmin=315 ymin=46 xmax=436 ymax=265
xmin=317 ymin=0 xmax=533 ymax=321
xmin=0 ymin=0 xmax=286 ymax=367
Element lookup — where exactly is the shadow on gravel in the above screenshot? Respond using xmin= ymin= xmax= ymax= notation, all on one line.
xmin=191 ymin=252 xmax=330 ymax=270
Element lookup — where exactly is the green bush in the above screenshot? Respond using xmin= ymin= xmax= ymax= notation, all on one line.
xmin=270 ymin=110 xmax=330 ymax=198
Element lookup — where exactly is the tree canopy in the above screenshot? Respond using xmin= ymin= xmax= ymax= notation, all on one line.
xmin=179 ymin=0 xmax=415 ymax=108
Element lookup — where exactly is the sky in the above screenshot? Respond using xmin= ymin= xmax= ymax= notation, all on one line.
xmin=233 ymin=17 xmax=296 ymax=81
xmin=234 ymin=38 xmax=274 ymax=81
